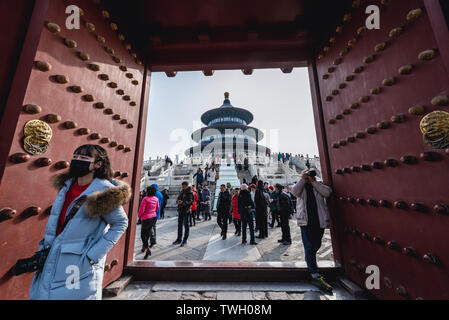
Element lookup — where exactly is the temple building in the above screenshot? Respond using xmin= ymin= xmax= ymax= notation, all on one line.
xmin=185 ymin=92 xmax=270 ymax=157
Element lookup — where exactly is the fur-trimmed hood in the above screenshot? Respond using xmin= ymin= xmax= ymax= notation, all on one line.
xmin=52 ymin=172 xmax=132 ymax=218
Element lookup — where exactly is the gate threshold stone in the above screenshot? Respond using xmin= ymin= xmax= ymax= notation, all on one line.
xmin=103 ymin=275 xmax=133 ymax=297
xmin=151 ymin=281 xmax=324 ymax=292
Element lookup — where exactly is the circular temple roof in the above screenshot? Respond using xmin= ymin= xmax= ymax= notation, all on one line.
xmin=200 ymin=93 xmax=254 ymax=125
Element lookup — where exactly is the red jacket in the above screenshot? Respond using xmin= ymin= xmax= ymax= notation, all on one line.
xmin=191 ymin=188 xmax=198 ymax=211
xmin=231 ymin=194 xmax=240 ymax=219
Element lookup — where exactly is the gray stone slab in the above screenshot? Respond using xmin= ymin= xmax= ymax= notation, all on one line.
xmin=151 ymin=281 xmax=323 ymax=292
xmin=337 ymin=276 xmax=369 ymax=299
xmin=303 ymin=291 xmax=324 ymax=300
xmin=267 ymin=291 xmax=289 ymax=300
xmin=217 ymin=291 xmax=253 ymax=300
xmin=203 ymin=229 xmax=261 ymax=261
xmin=288 ymin=293 xmax=305 ymax=300
xmin=202 ymin=292 xmax=218 ymax=300
xmin=144 ymin=291 xmax=182 ymax=300
xmin=252 ymin=292 xmax=268 ymax=300
xmin=182 ymin=291 xmax=209 ymax=300
xmin=104 ymin=281 xmax=154 ymax=300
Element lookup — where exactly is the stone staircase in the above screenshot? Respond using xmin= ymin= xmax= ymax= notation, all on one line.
xmin=237 ymin=169 xmax=252 ymax=185
xmin=213 ymin=159 xmax=241 ymax=211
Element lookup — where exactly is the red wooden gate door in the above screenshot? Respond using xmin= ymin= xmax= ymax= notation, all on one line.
xmin=314 ymin=0 xmax=449 ymax=300
xmin=0 ymin=0 xmax=148 ymax=299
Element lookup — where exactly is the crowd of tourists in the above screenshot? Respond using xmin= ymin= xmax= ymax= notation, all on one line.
xmin=19 ymin=143 xmax=334 ymax=299
xmin=137 ymin=162 xmax=334 ymax=293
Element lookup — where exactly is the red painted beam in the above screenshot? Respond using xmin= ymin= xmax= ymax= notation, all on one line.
xmin=148 ymin=47 xmax=312 ymax=72
xmin=146 ymin=38 xmax=313 ymax=52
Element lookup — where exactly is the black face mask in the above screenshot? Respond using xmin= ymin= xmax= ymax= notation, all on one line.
xmin=69 ymin=159 xmax=92 ymax=178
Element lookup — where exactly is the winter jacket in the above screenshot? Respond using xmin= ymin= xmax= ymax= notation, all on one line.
xmin=207 ymin=169 xmax=216 ymax=182
xmin=191 ymin=188 xmax=198 ymax=211
xmin=138 ymin=196 xmax=159 ymax=220
xmin=231 ymin=194 xmax=240 ymax=219
xmin=201 ymin=189 xmax=211 ymax=207
xmin=29 ymin=172 xmax=130 ymax=300
xmin=290 ymin=179 xmax=332 ymax=229
xmin=177 ymin=187 xmax=194 ymax=214
xmin=269 ymin=191 xmax=279 ymax=211
xmin=217 ymin=190 xmax=231 ymax=213
xmin=278 ymin=191 xmax=293 ymax=215
xmin=193 ymin=171 xmax=204 ymax=183
xmin=151 ymin=184 xmax=163 ymax=219
xmin=255 ymin=188 xmax=268 ymax=215
xmin=238 ymin=190 xmax=255 ymax=221
xmin=162 ymin=191 xmax=169 ymax=207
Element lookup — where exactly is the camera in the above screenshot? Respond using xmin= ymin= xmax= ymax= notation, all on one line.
xmin=307 ymin=170 xmax=317 ymax=178
xmin=12 ymin=248 xmax=50 ymax=276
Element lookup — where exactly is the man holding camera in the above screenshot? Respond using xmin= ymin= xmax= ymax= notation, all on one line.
xmin=291 ymin=168 xmax=333 ymax=293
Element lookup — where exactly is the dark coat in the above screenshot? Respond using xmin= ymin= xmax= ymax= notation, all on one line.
xmin=193 ymin=171 xmax=204 ymax=183
xmin=238 ymin=189 xmax=256 ymax=221
xmin=269 ymin=191 xmax=279 ymax=211
xmin=278 ymin=191 xmax=293 ymax=215
xmin=255 ymin=188 xmax=268 ymax=215
xmin=177 ymin=187 xmax=194 ymax=214
xmin=162 ymin=190 xmax=169 ymax=207
xmin=217 ymin=190 xmax=231 ymax=213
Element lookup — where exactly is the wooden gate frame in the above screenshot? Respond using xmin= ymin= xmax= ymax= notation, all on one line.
xmin=1 ymin=0 xmax=448 ymax=298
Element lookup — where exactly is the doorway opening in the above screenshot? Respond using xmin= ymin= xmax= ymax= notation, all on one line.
xmin=130 ymin=68 xmax=335 ymax=271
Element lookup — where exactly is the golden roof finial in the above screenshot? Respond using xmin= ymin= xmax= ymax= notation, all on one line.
xmin=224 ymin=92 xmax=230 ymax=99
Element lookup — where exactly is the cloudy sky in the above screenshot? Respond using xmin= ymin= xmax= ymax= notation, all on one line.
xmin=143 ymin=68 xmax=319 ymax=161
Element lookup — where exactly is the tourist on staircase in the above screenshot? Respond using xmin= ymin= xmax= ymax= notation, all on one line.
xmin=238 ymin=184 xmax=257 ymax=245
xmin=193 ymin=168 xmax=204 ymax=191
xmin=173 ymin=182 xmax=194 ymax=247
xmin=290 ymin=169 xmax=333 ymax=293
xmin=206 ymin=165 xmax=216 ymax=188
xmin=216 ymin=184 xmax=231 ymax=240
xmin=138 ymin=185 xmax=159 ymax=259
xmin=231 ymin=188 xmax=241 ymax=236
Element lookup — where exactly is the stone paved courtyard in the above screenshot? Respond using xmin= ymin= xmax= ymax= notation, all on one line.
xmin=104 ymin=281 xmax=359 ymax=301
xmin=133 ymin=209 xmax=334 ymax=263
xmin=105 ymin=213 xmax=363 ymax=301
